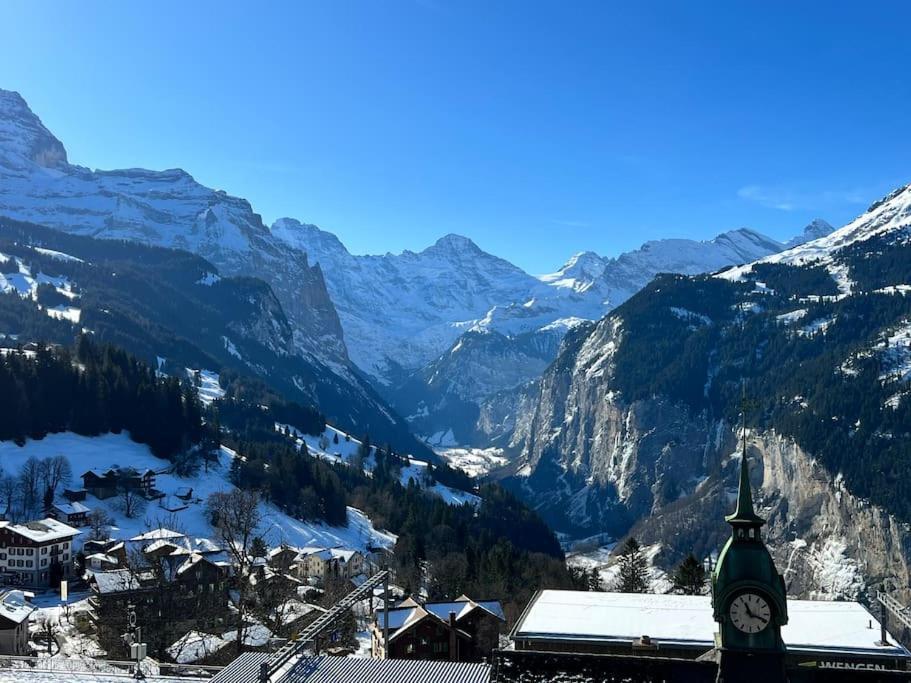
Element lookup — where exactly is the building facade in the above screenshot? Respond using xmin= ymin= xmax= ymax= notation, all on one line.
xmin=0 ymin=518 xmax=80 ymax=587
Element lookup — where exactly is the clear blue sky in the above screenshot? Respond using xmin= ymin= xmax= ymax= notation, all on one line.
xmin=1 ymin=1 xmax=909 ymax=273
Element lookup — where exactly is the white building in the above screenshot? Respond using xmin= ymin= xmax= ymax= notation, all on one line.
xmin=0 ymin=518 xmax=80 ymax=587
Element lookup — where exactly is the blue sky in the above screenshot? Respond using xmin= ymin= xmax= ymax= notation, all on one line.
xmin=1 ymin=1 xmax=909 ymax=273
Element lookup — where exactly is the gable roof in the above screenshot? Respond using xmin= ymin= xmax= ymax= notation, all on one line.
xmin=52 ymin=501 xmax=91 ymax=516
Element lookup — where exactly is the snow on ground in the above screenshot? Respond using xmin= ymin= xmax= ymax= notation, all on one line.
xmin=282 ymin=424 xmax=480 ymax=507
xmin=186 ymin=368 xmax=225 ymax=406
xmin=434 ymin=446 xmax=509 ymax=478
xmin=0 ymin=432 xmax=395 ymax=553
xmin=776 ymin=308 xmax=807 ymax=325
xmin=875 ymin=284 xmax=911 ymax=296
xmin=31 ymin=247 xmax=84 ymax=263
xmin=422 ymin=429 xmax=458 ymax=448
xmin=798 ymin=315 xmax=837 ymax=337
xmin=669 ymin=307 xmax=711 ymax=326
xmin=876 ymin=321 xmax=911 ymax=382
xmin=568 ymin=542 xmax=673 ymax=594
xmin=45 ymin=305 xmax=81 ymax=323
xmin=803 ymin=538 xmax=865 ymax=601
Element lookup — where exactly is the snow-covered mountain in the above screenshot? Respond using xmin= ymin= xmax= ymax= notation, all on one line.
xmin=283 ymin=222 xmax=818 ymax=446
xmin=505 ymin=182 xmax=911 ymax=602
xmin=273 ymin=219 xmax=804 ymax=393
xmin=270 ymin=218 xmax=549 ymax=382
xmin=0 ymin=90 xmax=437 ymax=459
xmin=0 ymin=89 xmax=346 ymax=367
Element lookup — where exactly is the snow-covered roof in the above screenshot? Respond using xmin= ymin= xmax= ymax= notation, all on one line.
xmin=329 ymin=548 xmax=358 ymax=562
xmin=91 ymin=569 xmax=144 ymax=595
xmin=378 ymin=597 xmax=504 ymax=633
xmin=143 ymin=539 xmax=181 ymax=554
xmin=176 ymin=552 xmax=230 ymax=576
xmin=52 ymin=501 xmax=90 ymax=515
xmin=0 ymin=590 xmax=35 ymax=625
xmin=130 ymin=528 xmax=186 ymax=543
xmin=167 ymin=630 xmax=230 ymax=664
xmin=84 ymin=553 xmax=118 ymax=564
xmin=512 ymin=590 xmax=910 ymax=658
xmin=4 ymin=518 xmax=80 ymax=543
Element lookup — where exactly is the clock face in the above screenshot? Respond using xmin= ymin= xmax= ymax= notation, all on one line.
xmin=729 ymin=593 xmax=771 ymax=634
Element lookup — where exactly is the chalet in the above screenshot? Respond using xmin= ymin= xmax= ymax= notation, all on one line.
xmin=372 ymin=596 xmax=505 ymax=662
xmin=292 ymin=547 xmax=365 ymax=582
xmin=0 ymin=518 xmax=80 ymax=587
xmin=267 ymin=545 xmax=300 ymax=573
xmin=81 ymin=467 xmax=156 ymax=500
xmin=0 ymin=589 xmax=35 ymax=655
xmin=84 ymin=552 xmax=122 ymax=573
xmin=174 ymin=553 xmax=231 ymax=598
xmin=49 ymin=501 xmax=91 ymax=527
xmin=62 ymin=488 xmax=87 ymax=502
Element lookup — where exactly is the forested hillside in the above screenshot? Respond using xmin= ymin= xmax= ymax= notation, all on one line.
xmin=0 ymin=217 xmax=433 ymax=459
xmin=0 ymin=339 xmax=204 ymax=457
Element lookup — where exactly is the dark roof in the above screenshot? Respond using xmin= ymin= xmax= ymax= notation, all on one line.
xmin=209 ymin=652 xmax=269 ymax=683
xmin=213 ymin=654 xmax=491 ymax=683
xmin=280 ymin=656 xmax=491 ymax=683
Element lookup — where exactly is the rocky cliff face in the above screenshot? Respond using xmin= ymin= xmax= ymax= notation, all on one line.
xmin=512 ymin=358 xmax=911 ymax=600
xmin=508 ymin=183 xmax=911 ymax=598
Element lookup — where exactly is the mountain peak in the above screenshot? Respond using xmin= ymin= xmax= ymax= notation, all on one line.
xmin=0 ymin=88 xmax=68 ymax=169
xmin=430 ymin=233 xmax=481 ymax=253
xmin=270 ymin=218 xmax=350 ymax=257
xmin=785 ymin=218 xmax=835 ymax=248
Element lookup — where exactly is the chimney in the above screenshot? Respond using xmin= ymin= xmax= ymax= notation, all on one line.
xmin=449 ymin=611 xmax=458 ymax=662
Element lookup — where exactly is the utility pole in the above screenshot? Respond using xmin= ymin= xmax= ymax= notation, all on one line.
xmin=122 ymin=602 xmax=148 ymax=680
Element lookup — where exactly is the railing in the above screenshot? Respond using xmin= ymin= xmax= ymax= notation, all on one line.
xmin=259 ymin=570 xmax=389 ymax=682
xmin=0 ymin=654 xmax=223 ymax=679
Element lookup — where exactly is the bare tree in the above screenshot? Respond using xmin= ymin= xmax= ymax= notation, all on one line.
xmin=36 ymin=612 xmax=59 ymax=655
xmin=44 ymin=456 xmax=72 ymax=494
xmin=0 ymin=475 xmax=19 ymax=521
xmin=18 ymin=457 xmax=42 ymax=517
xmin=87 ymin=509 xmax=114 ymax=541
xmin=118 ymin=486 xmax=147 ymax=519
xmin=207 ymin=489 xmax=262 ymax=653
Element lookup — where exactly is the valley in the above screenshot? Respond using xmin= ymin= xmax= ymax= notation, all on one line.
xmin=1 ymin=82 xmax=911 ymax=675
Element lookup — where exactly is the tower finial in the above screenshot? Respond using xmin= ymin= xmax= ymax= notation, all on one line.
xmin=727 ymin=380 xmax=764 ymax=526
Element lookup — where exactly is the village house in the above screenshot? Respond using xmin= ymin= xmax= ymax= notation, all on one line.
xmin=286 ymin=547 xmax=365 ymax=582
xmin=49 ymin=501 xmax=91 ymax=527
xmin=0 ymin=589 xmax=36 ymax=655
xmin=81 ymin=467 xmax=157 ymax=500
xmin=372 ymin=596 xmax=505 ymax=662
xmin=0 ymin=518 xmax=80 ymax=588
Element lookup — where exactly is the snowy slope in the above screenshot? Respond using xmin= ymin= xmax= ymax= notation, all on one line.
xmin=0 ymin=89 xmax=346 ymax=367
xmin=719 ymin=184 xmax=911 ymax=289
xmin=280 ymin=423 xmax=480 ymax=506
xmin=0 ymin=432 xmax=395 ymax=552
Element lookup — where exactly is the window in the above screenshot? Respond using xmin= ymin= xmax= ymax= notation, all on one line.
xmin=26 ymin=549 xmax=33 ymax=556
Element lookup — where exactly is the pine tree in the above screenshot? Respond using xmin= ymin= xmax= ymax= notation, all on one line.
xmin=671 ymin=553 xmax=707 ymax=595
xmin=613 ymin=537 xmax=648 ymax=593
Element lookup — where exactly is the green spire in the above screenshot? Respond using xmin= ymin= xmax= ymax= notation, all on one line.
xmin=725 ymin=411 xmax=765 ymax=527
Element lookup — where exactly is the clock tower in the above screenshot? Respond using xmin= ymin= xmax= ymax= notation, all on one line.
xmin=712 ymin=427 xmax=788 ymax=682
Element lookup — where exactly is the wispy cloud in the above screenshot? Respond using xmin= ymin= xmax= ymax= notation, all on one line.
xmin=737 ymin=184 xmax=870 ymax=212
